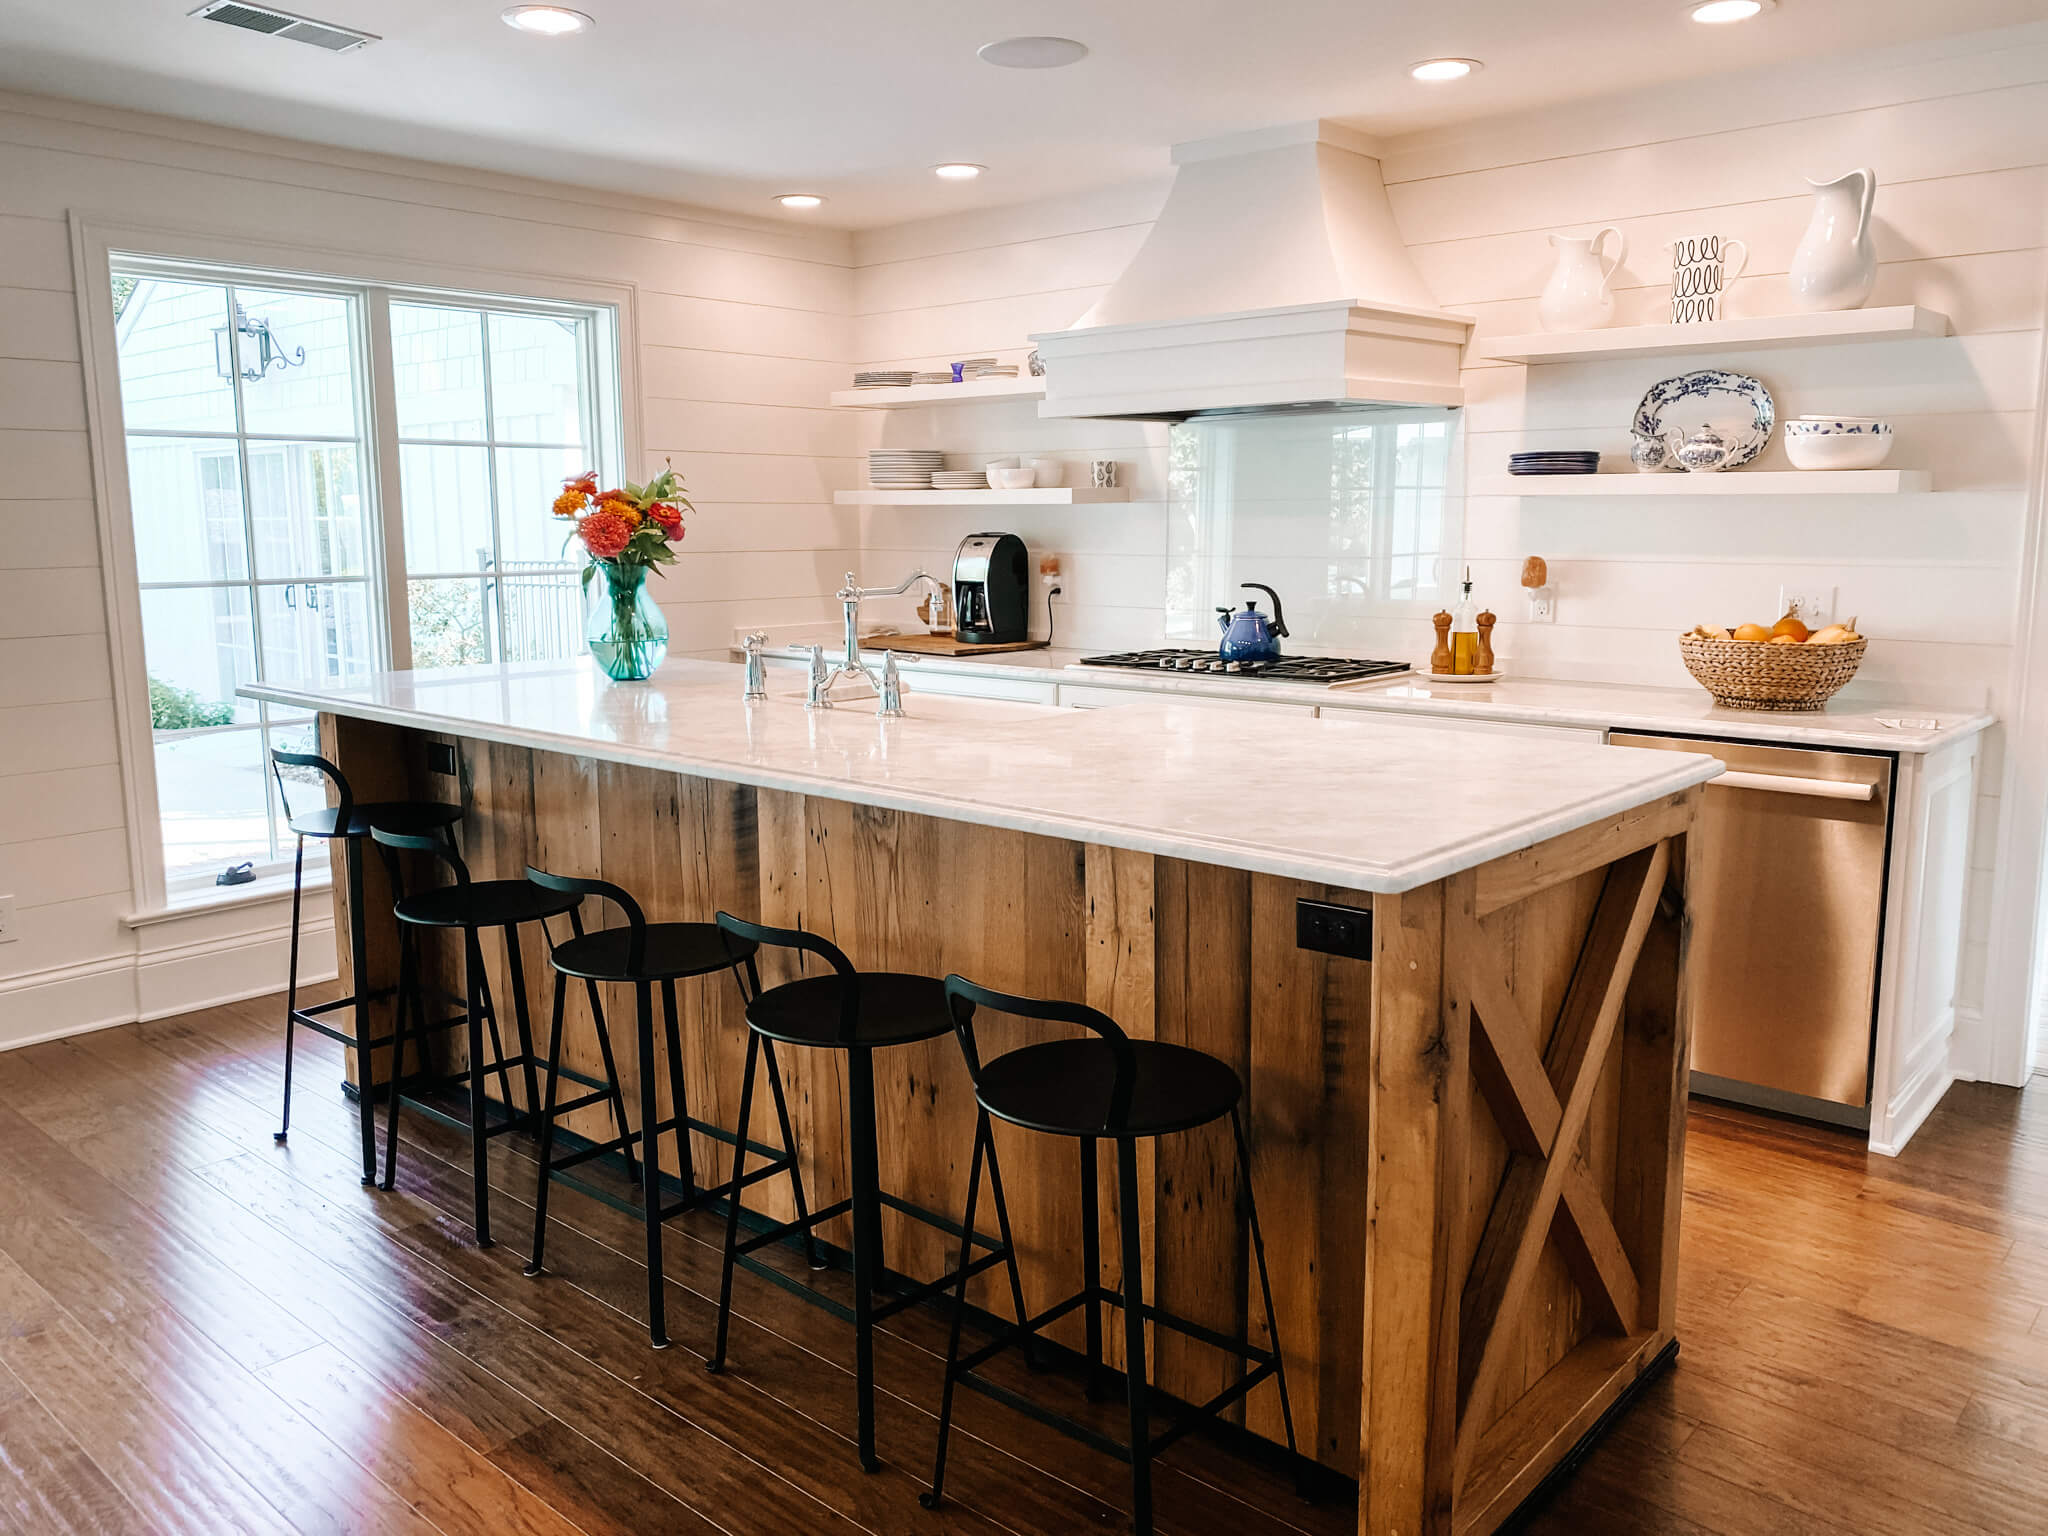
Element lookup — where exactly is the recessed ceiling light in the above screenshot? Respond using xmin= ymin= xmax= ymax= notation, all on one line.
xmin=1410 ymin=57 xmax=1481 ymax=82
xmin=1690 ymin=0 xmax=1773 ymax=20
xmin=501 ymin=5 xmax=593 ymax=35
xmin=932 ymin=163 xmax=985 ymax=180
xmin=775 ymin=193 xmax=825 ymax=209
xmin=977 ymin=36 xmax=1088 ymax=69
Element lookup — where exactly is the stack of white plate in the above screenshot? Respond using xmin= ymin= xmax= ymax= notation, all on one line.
xmin=852 ymin=371 xmax=913 ymax=389
xmin=869 ymin=449 xmax=947 ymax=488
xmin=962 ymin=362 xmax=1019 ymax=379
xmin=910 ymin=371 xmax=952 ymax=385
xmin=931 ymin=469 xmax=988 ymax=489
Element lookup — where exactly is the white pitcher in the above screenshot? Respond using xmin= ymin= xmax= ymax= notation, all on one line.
xmin=1538 ymin=226 xmax=1625 ymax=332
xmin=1788 ymin=168 xmax=1877 ymax=312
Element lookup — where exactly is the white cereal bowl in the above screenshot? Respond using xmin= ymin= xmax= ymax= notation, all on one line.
xmin=989 ymin=465 xmax=1038 ymax=490
xmin=1783 ymin=419 xmax=1894 ymax=471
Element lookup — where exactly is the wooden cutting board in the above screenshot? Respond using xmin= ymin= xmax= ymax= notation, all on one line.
xmin=868 ymin=631 xmax=1050 ymax=656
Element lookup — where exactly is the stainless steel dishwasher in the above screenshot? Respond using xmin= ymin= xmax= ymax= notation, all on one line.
xmin=1609 ymin=732 xmax=1894 ymax=1127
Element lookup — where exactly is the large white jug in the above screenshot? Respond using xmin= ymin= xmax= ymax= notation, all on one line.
xmin=1788 ymin=168 xmax=1877 ymax=312
xmin=1538 ymin=226 xmax=1625 ymax=332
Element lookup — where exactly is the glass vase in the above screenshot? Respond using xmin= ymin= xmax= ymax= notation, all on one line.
xmin=584 ymin=561 xmax=668 ymax=681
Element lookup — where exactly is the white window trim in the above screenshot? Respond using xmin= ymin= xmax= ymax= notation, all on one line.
xmin=70 ymin=212 xmax=643 ymax=918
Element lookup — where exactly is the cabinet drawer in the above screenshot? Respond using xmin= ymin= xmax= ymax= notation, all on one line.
xmin=1058 ymin=683 xmax=1316 ymax=717
xmin=1352 ymin=711 xmax=1602 ymax=744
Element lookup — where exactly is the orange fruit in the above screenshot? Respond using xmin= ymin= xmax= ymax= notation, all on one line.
xmin=1770 ymin=614 xmax=1811 ymax=642
xmin=1767 ymin=634 xmax=1800 ymax=645
xmin=1732 ymin=622 xmax=1771 ymax=643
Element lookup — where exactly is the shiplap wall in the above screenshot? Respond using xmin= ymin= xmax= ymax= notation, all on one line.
xmin=0 ymin=89 xmax=856 ymax=1040
xmin=846 ymin=23 xmax=2048 ymax=1037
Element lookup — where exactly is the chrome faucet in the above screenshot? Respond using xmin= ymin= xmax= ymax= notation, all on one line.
xmin=878 ymin=652 xmax=905 ymax=718
xmin=817 ymin=567 xmax=946 ymax=711
xmin=742 ymin=631 xmax=769 ymax=701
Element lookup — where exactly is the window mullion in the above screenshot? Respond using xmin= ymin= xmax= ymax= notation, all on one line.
xmin=366 ymin=287 xmax=412 ymax=670
xmin=476 ymin=309 xmax=508 ymax=661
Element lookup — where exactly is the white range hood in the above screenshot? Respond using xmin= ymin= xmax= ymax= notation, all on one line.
xmin=1033 ymin=122 xmax=1472 ymax=420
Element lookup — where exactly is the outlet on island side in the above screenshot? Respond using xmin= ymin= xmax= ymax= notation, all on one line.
xmin=1296 ymin=898 xmax=1372 ymax=961
xmin=0 ymin=893 xmax=15 ymax=944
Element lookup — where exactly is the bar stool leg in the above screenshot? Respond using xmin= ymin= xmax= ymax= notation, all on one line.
xmin=1117 ymin=1135 xmax=1152 ymax=1536
xmin=1080 ymin=1137 xmax=1106 ymax=1400
xmin=707 ymin=1029 xmax=760 ymax=1374
xmin=463 ymin=936 xmax=494 ymax=1247
xmin=382 ymin=925 xmax=421 ymax=1192
xmin=635 ymin=980 xmax=670 ymax=1348
xmin=277 ymin=836 xmax=305 ymax=1143
xmin=661 ymin=978 xmax=694 ymax=1196
xmin=527 ymin=970 xmax=572 ymax=1278
xmin=583 ymin=979 xmax=638 ymax=1185
xmin=346 ymin=836 xmax=377 ymax=1186
xmin=502 ymin=924 xmax=543 ymax=1131
xmin=847 ymin=1044 xmax=884 ymax=1472
xmin=979 ymin=1116 xmax=1033 ymax=1365
xmin=920 ymin=1107 xmax=991 ymax=1512
xmin=759 ymin=1040 xmax=820 ymax=1269
xmin=470 ymin=935 xmax=518 ymax=1117
xmin=1235 ymin=1106 xmax=1304 ymax=1481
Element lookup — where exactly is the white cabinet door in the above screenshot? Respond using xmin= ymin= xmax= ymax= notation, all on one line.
xmin=903 ymin=669 xmax=1059 ymax=705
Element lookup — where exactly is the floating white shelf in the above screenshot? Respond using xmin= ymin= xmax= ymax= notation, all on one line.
xmin=1472 ymin=469 xmax=1932 ymax=496
xmin=829 ymin=377 xmax=1046 ymax=409
xmin=1476 ymin=305 xmax=1952 ymax=366
xmin=835 ymin=486 xmax=1130 ymax=506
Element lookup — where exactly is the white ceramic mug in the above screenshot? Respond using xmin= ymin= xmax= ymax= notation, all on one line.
xmin=1669 ymin=233 xmax=1749 ymax=324
xmin=1090 ymin=460 xmax=1119 ymax=489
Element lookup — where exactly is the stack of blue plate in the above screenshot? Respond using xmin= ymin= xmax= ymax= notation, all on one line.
xmin=1509 ymin=450 xmax=1600 ymax=476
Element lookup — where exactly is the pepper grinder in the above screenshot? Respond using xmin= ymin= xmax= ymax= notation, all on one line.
xmin=1476 ymin=609 xmax=1498 ymax=675
xmin=1430 ymin=610 xmax=1454 ymax=675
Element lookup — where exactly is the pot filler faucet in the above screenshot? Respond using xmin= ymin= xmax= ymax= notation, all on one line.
xmin=805 ymin=567 xmax=945 ymax=713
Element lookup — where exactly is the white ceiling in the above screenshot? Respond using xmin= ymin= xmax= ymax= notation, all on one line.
xmin=3 ymin=0 xmax=2044 ymax=228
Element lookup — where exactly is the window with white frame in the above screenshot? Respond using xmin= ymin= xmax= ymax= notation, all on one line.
xmin=109 ymin=262 xmax=620 ymax=900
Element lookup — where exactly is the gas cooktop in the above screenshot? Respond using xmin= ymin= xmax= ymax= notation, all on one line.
xmin=1076 ymin=649 xmax=1411 ymax=684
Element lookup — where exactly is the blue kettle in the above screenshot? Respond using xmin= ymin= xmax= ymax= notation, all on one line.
xmin=1216 ymin=583 xmax=1290 ymax=662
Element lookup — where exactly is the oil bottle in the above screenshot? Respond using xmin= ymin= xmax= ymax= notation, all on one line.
xmin=1449 ymin=566 xmax=1481 ymax=675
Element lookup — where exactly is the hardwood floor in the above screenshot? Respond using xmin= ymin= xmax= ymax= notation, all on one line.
xmin=1 ymin=989 xmax=2044 ymax=1535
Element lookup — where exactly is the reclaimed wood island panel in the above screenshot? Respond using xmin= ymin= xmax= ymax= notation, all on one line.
xmin=246 ymin=659 xmax=1717 ymax=1536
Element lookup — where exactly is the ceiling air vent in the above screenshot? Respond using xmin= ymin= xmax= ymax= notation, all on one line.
xmin=190 ymin=2 xmax=379 ymax=52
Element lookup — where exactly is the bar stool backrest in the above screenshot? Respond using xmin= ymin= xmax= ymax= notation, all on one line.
xmin=524 ymin=866 xmax=636 ymax=963
xmin=943 ymin=975 xmax=1138 ymax=1134
xmin=715 ymin=912 xmax=860 ymax=1041
xmin=270 ymin=748 xmax=352 ymax=837
xmin=369 ymin=824 xmax=469 ymax=900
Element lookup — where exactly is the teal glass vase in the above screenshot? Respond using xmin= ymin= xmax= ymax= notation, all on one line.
xmin=584 ymin=561 xmax=668 ymax=680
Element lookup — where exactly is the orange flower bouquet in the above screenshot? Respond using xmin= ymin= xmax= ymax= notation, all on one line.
xmin=553 ymin=461 xmax=693 ymax=679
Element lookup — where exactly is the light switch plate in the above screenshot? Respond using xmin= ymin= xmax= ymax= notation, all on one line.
xmin=1777 ymin=584 xmax=1837 ymax=626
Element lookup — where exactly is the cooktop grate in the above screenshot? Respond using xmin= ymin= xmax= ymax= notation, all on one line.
xmin=1077 ymin=649 xmax=1410 ymax=683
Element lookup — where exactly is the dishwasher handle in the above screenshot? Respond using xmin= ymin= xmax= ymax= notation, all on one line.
xmin=1715 ymin=769 xmax=1877 ymax=802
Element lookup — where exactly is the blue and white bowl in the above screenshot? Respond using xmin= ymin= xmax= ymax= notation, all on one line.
xmin=1784 ymin=417 xmax=1893 ymax=470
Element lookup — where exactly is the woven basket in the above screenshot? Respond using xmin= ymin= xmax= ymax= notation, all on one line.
xmin=1677 ymin=633 xmax=1867 ymax=712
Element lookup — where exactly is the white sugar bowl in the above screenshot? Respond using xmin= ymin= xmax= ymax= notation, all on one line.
xmin=1784 ymin=417 xmax=1893 ymax=470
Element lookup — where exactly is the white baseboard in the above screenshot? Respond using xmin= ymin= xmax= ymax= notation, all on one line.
xmin=1870 ymin=1012 xmax=1958 ymax=1156
xmin=0 ymin=914 xmax=335 ymax=1051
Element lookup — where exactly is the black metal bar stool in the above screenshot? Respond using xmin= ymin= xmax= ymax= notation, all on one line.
xmin=521 ymin=868 xmax=816 ymax=1349
xmin=371 ymin=827 xmax=580 ymax=1246
xmin=921 ymin=975 xmax=1300 ymax=1536
xmin=708 ymin=914 xmax=1031 ymax=1472
xmin=270 ymin=749 xmax=462 ymax=1186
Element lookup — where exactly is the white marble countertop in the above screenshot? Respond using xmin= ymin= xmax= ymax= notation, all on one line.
xmin=749 ymin=639 xmax=1992 ymax=754
xmin=242 ymin=658 xmax=1722 ymax=895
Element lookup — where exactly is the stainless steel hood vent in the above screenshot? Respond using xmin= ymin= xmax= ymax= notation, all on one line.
xmin=1032 ymin=122 xmax=1471 ymax=421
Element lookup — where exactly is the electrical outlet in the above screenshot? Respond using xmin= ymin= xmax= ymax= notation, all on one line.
xmin=0 ymin=893 xmax=15 ymax=944
xmin=1296 ymin=898 xmax=1372 ymax=960
xmin=1527 ymin=591 xmax=1556 ymax=623
xmin=1776 ymin=585 xmax=1838 ymax=627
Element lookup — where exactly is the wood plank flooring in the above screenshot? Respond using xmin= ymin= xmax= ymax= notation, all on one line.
xmin=2 ymin=988 xmax=2046 ymax=1535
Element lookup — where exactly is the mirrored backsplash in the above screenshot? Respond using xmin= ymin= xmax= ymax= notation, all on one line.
xmin=1165 ymin=406 xmax=1464 ymax=659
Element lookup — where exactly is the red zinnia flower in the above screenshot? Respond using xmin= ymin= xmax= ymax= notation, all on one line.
xmin=647 ymin=501 xmax=684 ymax=536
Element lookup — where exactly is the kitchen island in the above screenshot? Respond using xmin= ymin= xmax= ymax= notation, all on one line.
xmin=244 ymin=658 xmax=1720 ymax=1536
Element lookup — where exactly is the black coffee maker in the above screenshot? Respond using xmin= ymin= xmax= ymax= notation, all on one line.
xmin=951 ymin=532 xmax=1028 ymax=644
